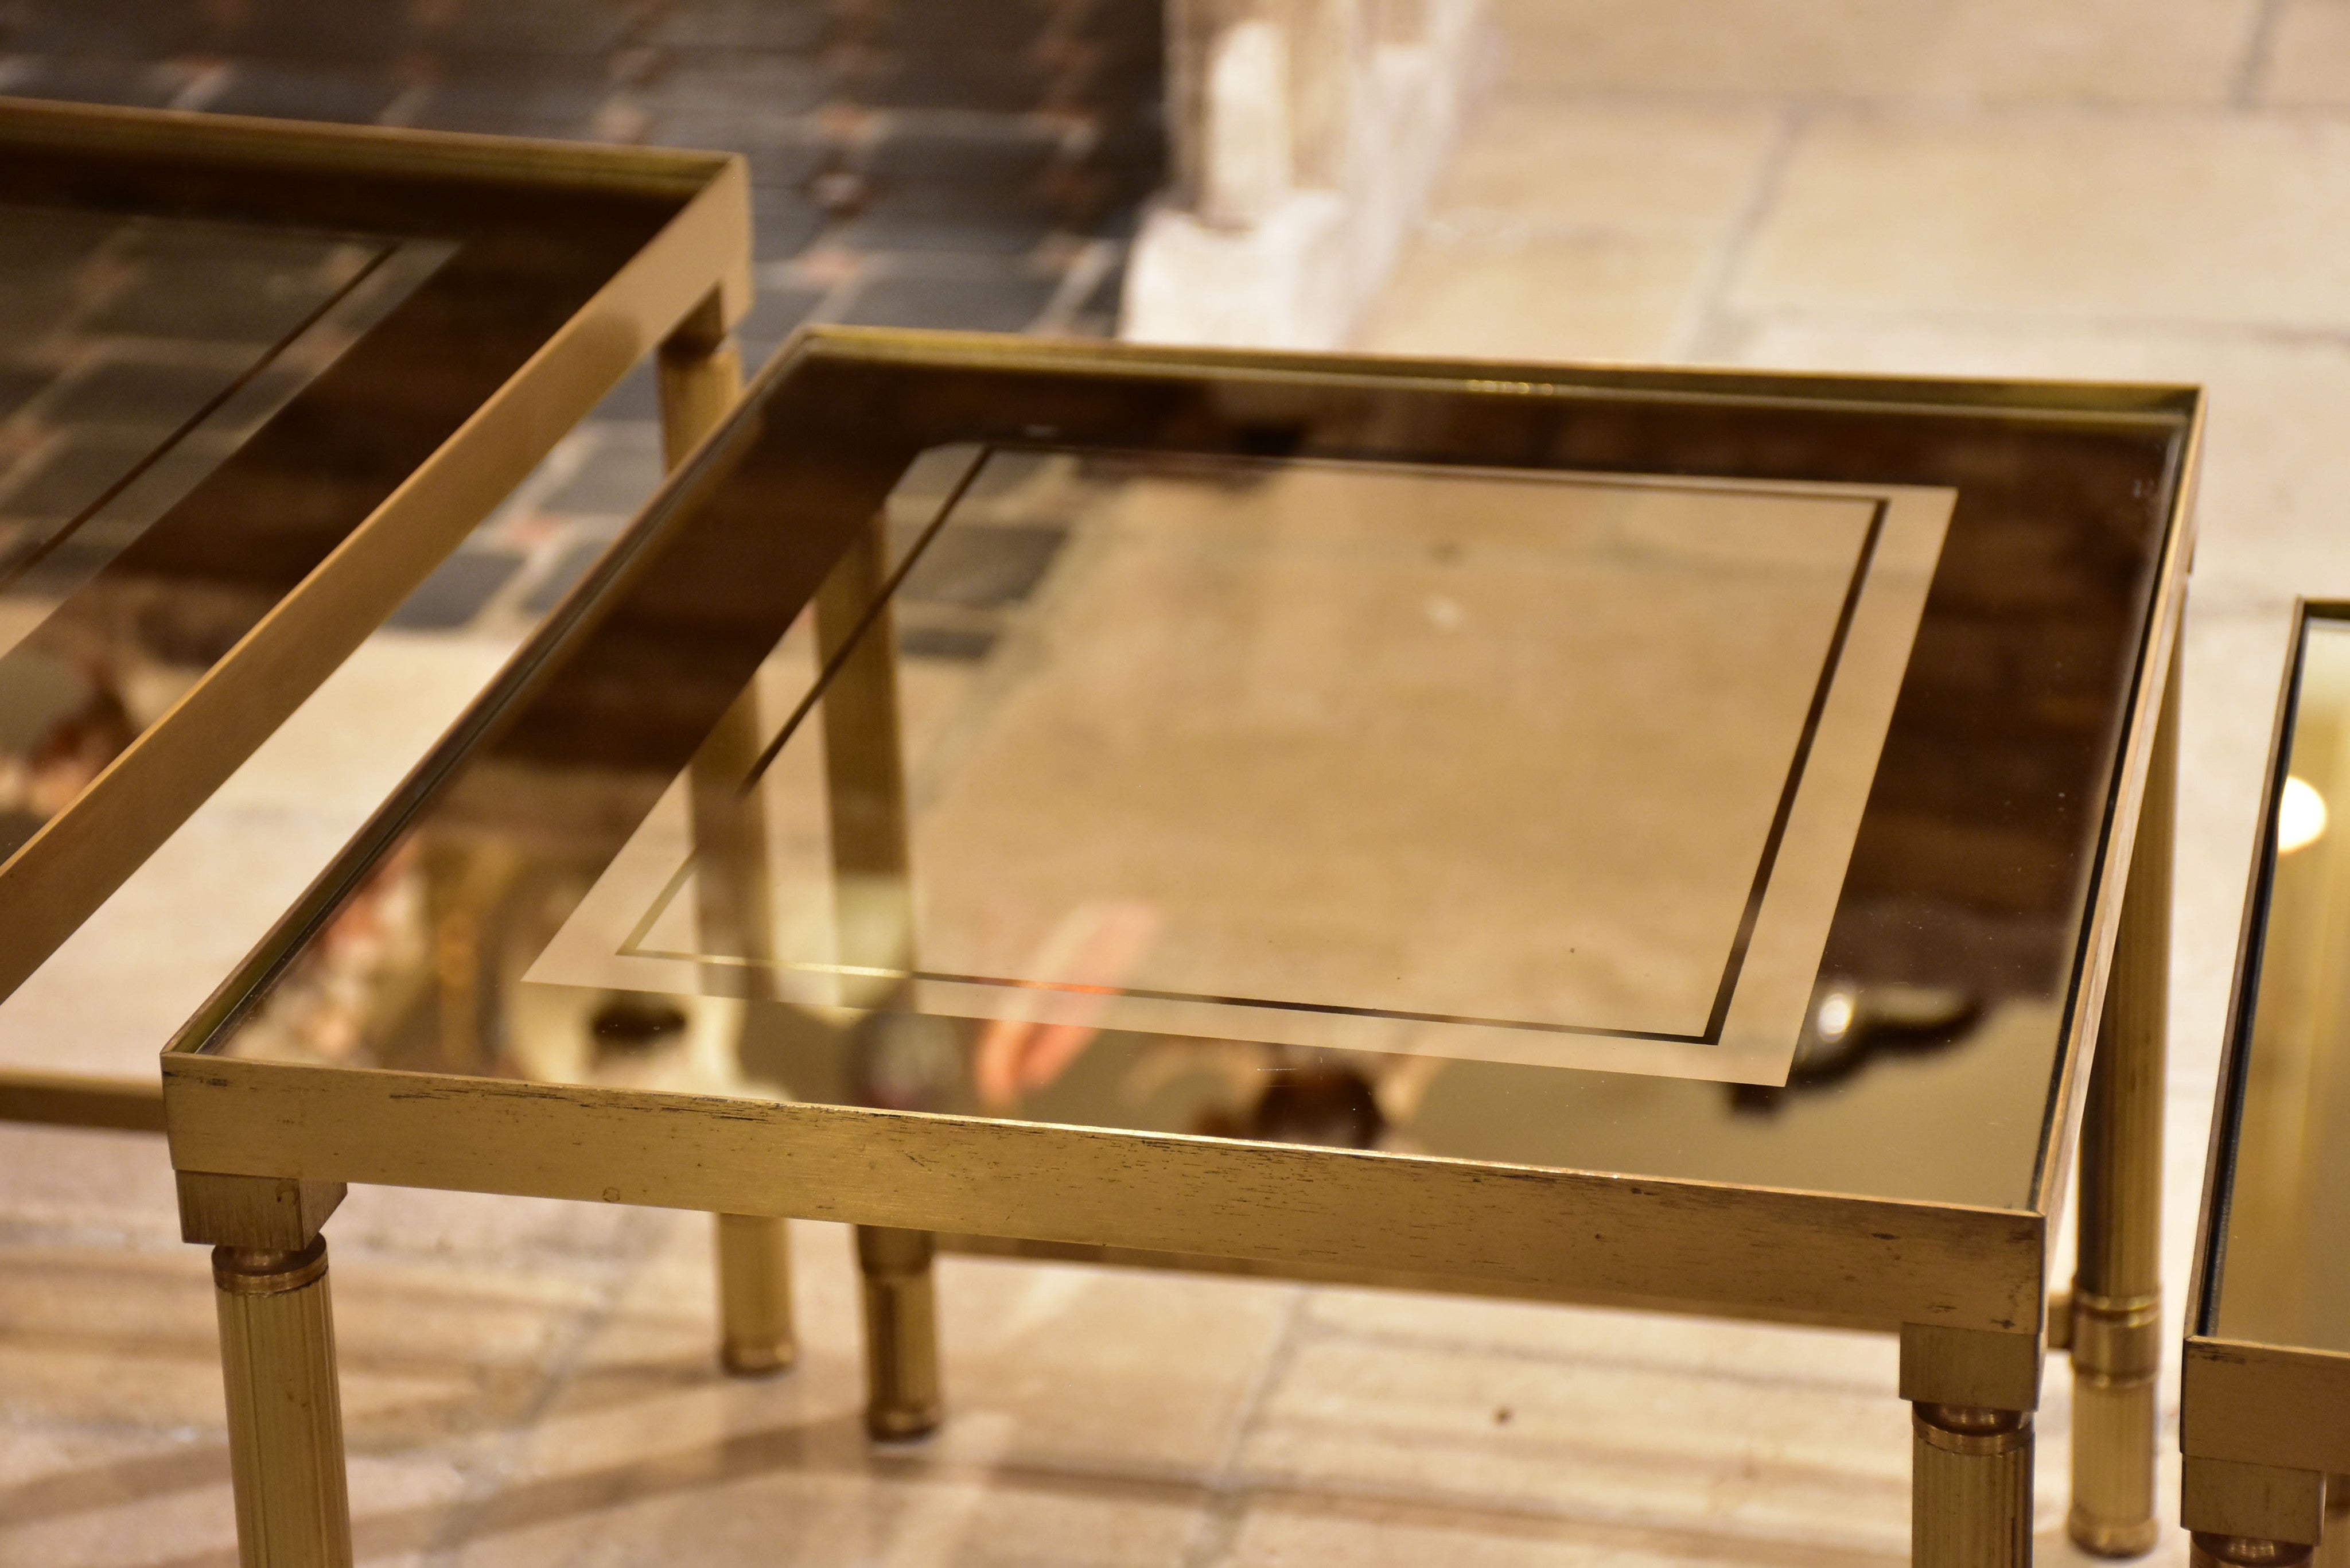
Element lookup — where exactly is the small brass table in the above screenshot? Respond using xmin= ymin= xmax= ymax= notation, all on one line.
xmin=0 ymin=93 xmax=749 ymax=1024
xmin=2181 ymin=602 xmax=2350 ymax=1568
xmin=164 ymin=329 xmax=2199 ymax=1568
xmin=0 ymin=93 xmax=796 ymax=1384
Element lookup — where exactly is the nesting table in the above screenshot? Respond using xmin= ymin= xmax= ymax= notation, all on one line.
xmin=161 ymin=330 xmax=2200 ymax=1568
xmin=0 ymin=100 xmax=751 ymax=1126
xmin=2182 ymin=602 xmax=2350 ymax=1568
xmin=0 ymin=90 xmax=815 ymax=1404
xmin=0 ymin=92 xmax=750 ymax=1038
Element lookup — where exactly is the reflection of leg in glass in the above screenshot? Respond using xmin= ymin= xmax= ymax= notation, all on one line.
xmin=2071 ymin=657 xmax=2176 ymax=1558
xmin=215 ymin=1238 xmax=353 ymax=1568
xmin=857 ymin=1224 xmax=942 ymax=1438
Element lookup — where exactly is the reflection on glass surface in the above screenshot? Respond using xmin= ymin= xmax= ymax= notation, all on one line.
xmin=2210 ymin=614 xmax=2350 ymax=1352
xmin=191 ymin=345 xmax=2185 ymax=1209
xmin=0 ymin=203 xmax=449 ymax=861
xmin=528 ymin=448 xmax=1951 ymax=1085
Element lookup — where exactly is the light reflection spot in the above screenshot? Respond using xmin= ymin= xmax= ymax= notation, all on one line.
xmin=1815 ymin=990 xmax=1854 ymax=1042
xmin=2280 ymin=775 xmax=2328 ymax=854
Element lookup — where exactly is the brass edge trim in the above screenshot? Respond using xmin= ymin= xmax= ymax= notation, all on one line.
xmin=2184 ymin=1336 xmax=2350 ymax=1379
xmin=158 ymin=1050 xmax=2048 ymax=1218
xmin=0 ymin=93 xmax=732 ymax=197
xmin=795 ymin=325 xmax=2203 ymax=423
xmin=2031 ymin=393 xmax=2201 ymax=1226
xmin=2182 ymin=1337 xmax=2350 ymax=1470
xmin=161 ymin=1053 xmax=2045 ymax=1331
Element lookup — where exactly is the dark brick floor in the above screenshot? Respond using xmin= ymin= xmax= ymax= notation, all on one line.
xmin=0 ymin=0 xmax=1164 ymax=357
xmin=0 ymin=0 xmax=1164 ymax=636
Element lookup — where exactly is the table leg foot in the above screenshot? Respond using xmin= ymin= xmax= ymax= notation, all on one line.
xmin=214 ymin=1238 xmax=352 ymax=1568
xmin=857 ymin=1225 xmax=941 ymax=1440
xmin=2068 ymin=1289 xmax=2162 ymax=1555
xmin=2195 ymin=1536 xmax=2316 ymax=1568
xmin=714 ymin=1213 xmax=795 ymax=1378
xmin=1913 ymin=1402 xmax=2032 ymax=1568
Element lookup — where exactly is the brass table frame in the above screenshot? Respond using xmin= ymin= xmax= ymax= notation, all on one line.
xmin=158 ymin=333 xmax=2201 ymax=1568
xmin=0 ymin=97 xmax=801 ymax=1378
xmin=2181 ymin=600 xmax=2350 ymax=1568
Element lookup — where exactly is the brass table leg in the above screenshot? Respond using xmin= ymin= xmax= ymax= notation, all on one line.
xmin=1914 ymin=1403 xmax=2034 ymax=1568
xmin=713 ymin=1213 xmax=796 ymax=1376
xmin=2069 ymin=649 xmax=2177 ymax=1558
xmin=213 ymin=1239 xmax=352 ymax=1568
xmin=655 ymin=289 xmax=744 ymax=469
xmin=857 ymin=1225 xmax=941 ymax=1439
xmin=814 ymin=511 xmax=943 ymax=1442
xmin=663 ymin=289 xmax=799 ymax=1382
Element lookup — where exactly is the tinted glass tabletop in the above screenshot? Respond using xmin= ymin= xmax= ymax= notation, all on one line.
xmin=0 ymin=201 xmax=449 ymax=860
xmin=2204 ymin=609 xmax=2350 ymax=1352
xmin=0 ymin=96 xmax=703 ymax=999
xmin=181 ymin=334 xmax=2193 ymax=1211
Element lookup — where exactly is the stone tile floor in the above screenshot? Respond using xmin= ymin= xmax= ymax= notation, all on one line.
xmin=9 ymin=1 xmax=2349 ymax=1564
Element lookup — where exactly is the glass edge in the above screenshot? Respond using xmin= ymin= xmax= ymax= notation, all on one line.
xmin=2192 ymin=601 xmax=2346 ymax=1337
xmin=792 ymin=325 xmax=2204 ymax=428
xmin=2025 ymin=423 xmax=2197 ymax=1216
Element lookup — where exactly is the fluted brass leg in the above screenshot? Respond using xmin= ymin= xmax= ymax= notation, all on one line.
xmin=2193 ymin=1537 xmax=2316 ymax=1568
xmin=2070 ymin=645 xmax=2176 ymax=1558
xmin=1914 ymin=1403 xmax=2033 ymax=1568
xmin=856 ymin=1225 xmax=940 ymax=1439
xmin=713 ymin=1213 xmax=796 ymax=1376
xmin=214 ymin=1239 xmax=352 ymax=1568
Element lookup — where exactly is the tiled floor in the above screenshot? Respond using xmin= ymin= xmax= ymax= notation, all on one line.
xmin=1353 ymin=3 xmax=2350 ymax=1564
xmin=6 ymin=3 xmax=2347 ymax=1566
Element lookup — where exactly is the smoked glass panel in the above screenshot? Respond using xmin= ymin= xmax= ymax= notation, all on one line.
xmin=528 ymin=448 xmax=1951 ymax=1084
xmin=0 ymin=203 xmax=449 ymax=861
xmin=184 ymin=345 xmax=2186 ymax=1210
xmin=2208 ymin=613 xmax=2350 ymax=1352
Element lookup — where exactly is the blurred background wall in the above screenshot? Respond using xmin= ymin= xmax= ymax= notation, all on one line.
xmin=0 ymin=0 xmax=1169 ymax=352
